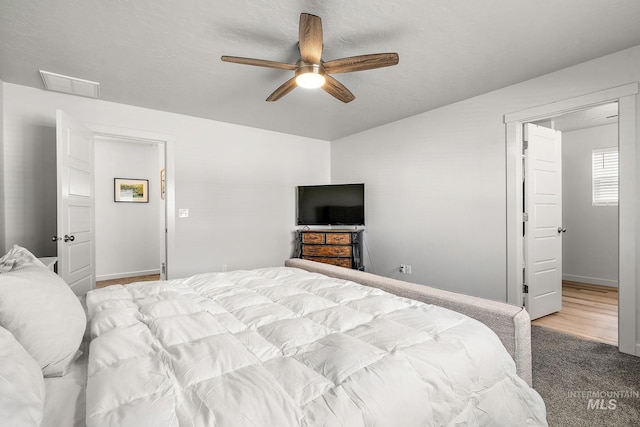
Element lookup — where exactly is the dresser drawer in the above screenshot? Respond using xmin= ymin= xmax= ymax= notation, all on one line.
xmin=296 ymin=229 xmax=363 ymax=271
xmin=302 ymin=245 xmax=352 ymax=258
xmin=303 ymin=256 xmax=352 ymax=268
xmin=302 ymin=232 xmax=325 ymax=244
xmin=325 ymin=233 xmax=351 ymax=245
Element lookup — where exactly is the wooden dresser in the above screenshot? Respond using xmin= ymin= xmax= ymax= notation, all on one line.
xmin=295 ymin=229 xmax=364 ymax=270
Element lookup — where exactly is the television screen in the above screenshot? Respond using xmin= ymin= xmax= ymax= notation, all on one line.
xmin=297 ymin=184 xmax=365 ymax=226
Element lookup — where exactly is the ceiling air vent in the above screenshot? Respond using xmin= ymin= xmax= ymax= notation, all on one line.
xmin=39 ymin=70 xmax=100 ymax=99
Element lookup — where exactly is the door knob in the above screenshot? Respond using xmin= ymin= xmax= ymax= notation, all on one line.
xmin=557 ymin=227 xmax=567 ymax=233
xmin=52 ymin=236 xmax=61 ymax=242
xmin=63 ymin=234 xmax=75 ymax=242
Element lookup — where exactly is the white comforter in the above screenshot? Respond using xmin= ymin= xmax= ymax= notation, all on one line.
xmin=85 ymin=267 xmax=547 ymax=426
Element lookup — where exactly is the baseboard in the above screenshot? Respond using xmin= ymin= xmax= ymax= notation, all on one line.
xmin=562 ymin=274 xmax=618 ymax=288
xmin=96 ymin=269 xmax=161 ymax=282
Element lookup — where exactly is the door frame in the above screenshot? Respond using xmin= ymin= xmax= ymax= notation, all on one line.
xmin=87 ymin=123 xmax=176 ymax=280
xmin=505 ymin=82 xmax=639 ymax=355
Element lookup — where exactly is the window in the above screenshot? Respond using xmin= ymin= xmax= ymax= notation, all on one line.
xmin=592 ymin=147 xmax=618 ymax=206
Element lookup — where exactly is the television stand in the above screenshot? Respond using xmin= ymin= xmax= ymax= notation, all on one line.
xmin=295 ymin=229 xmax=364 ymax=270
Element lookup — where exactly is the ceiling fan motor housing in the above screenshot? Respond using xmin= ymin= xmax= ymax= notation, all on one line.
xmin=295 ymin=62 xmax=325 ymax=78
xmin=295 ymin=62 xmax=326 ymax=88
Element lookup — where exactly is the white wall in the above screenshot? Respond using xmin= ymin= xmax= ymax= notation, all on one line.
xmin=331 ymin=44 xmax=640 ymax=302
xmin=95 ymin=138 xmax=161 ymax=280
xmin=2 ymin=87 xmax=57 ymax=257
xmin=2 ymin=84 xmax=330 ymax=278
xmin=562 ymin=124 xmax=619 ymax=287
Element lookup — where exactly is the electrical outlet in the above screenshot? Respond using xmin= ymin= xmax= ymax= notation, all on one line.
xmin=399 ymin=264 xmax=412 ymax=274
xmin=222 ymin=264 xmax=228 ymax=272
xmin=178 ymin=208 xmax=189 ymax=218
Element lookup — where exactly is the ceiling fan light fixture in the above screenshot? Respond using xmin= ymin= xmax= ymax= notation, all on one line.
xmin=295 ymin=64 xmax=325 ymax=89
xmin=221 ymin=13 xmax=398 ymax=102
xmin=296 ymin=72 xmax=325 ymax=88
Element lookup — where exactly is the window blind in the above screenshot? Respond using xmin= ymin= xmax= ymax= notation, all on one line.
xmin=592 ymin=147 xmax=618 ymax=206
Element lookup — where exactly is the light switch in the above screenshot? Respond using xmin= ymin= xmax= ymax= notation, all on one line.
xmin=178 ymin=209 xmax=189 ymax=218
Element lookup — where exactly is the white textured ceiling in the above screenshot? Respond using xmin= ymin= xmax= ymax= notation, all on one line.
xmin=2 ymin=0 xmax=640 ymax=140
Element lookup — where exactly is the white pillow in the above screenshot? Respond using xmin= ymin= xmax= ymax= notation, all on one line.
xmin=0 ymin=245 xmax=46 ymax=273
xmin=0 ymin=325 xmax=45 ymax=426
xmin=0 ymin=263 xmax=86 ymax=377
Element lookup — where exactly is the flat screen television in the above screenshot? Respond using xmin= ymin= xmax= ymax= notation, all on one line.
xmin=297 ymin=183 xmax=365 ymax=226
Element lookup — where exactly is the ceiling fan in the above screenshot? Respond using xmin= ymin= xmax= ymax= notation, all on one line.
xmin=221 ymin=13 xmax=399 ymax=103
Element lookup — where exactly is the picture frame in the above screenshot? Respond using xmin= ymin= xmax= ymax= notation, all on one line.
xmin=114 ymin=178 xmax=149 ymax=203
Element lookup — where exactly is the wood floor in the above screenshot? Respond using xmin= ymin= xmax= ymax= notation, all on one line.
xmin=532 ymin=281 xmax=618 ymax=346
xmin=96 ymin=274 xmax=161 ymax=289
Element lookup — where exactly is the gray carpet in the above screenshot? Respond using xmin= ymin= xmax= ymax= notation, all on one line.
xmin=531 ymin=325 xmax=640 ymax=426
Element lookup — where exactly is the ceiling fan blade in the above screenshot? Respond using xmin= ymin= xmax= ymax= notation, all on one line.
xmin=323 ymin=53 xmax=399 ymax=74
xmin=299 ymin=13 xmax=323 ymax=64
xmin=323 ymin=75 xmax=355 ymax=103
xmin=266 ymin=77 xmax=298 ymax=102
xmin=221 ymin=56 xmax=296 ymax=71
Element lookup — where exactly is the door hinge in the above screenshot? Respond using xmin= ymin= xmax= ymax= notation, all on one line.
xmin=523 ymin=284 xmax=528 ymax=294
xmin=523 ymin=213 xmax=528 ymax=222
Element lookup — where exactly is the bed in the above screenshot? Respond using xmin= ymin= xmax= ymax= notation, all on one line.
xmin=0 ymin=246 xmax=547 ymax=426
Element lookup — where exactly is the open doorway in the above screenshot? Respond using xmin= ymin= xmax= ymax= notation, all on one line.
xmin=94 ymin=135 xmax=166 ymax=286
xmin=530 ymin=103 xmax=619 ymax=345
xmin=505 ymin=83 xmax=638 ymax=355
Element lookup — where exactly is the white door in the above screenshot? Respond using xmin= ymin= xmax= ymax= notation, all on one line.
xmin=56 ymin=110 xmax=95 ymax=295
xmin=524 ymin=123 xmax=563 ymax=320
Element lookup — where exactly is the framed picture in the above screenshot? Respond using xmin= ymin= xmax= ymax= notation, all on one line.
xmin=114 ymin=178 xmax=149 ymax=203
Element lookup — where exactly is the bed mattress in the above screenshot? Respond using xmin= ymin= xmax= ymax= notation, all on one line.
xmin=85 ymin=266 xmax=547 ymax=426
